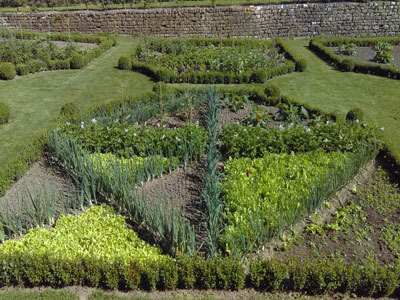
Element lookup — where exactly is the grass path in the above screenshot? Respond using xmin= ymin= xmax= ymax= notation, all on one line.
xmin=0 ymin=36 xmax=153 ymax=166
xmin=270 ymin=39 xmax=400 ymax=161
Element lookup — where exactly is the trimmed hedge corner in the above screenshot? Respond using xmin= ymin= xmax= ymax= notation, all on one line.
xmin=309 ymin=37 xmax=400 ymax=79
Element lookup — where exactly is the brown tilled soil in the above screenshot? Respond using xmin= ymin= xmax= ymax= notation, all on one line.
xmin=330 ymin=46 xmax=400 ymax=69
xmin=265 ymin=159 xmax=400 ymax=266
xmin=0 ymin=156 xmax=76 ymax=214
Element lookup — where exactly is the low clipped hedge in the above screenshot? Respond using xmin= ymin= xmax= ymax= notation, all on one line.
xmin=0 ymin=100 xmax=10 ymax=124
xmin=0 ymin=249 xmax=399 ymax=297
xmin=309 ymin=37 xmax=400 ymax=79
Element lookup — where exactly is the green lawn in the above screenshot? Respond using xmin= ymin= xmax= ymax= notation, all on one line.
xmin=270 ymin=39 xmax=400 ymax=162
xmin=0 ymin=36 xmax=153 ymax=167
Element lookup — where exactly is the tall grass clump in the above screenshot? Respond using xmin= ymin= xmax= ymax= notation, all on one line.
xmin=201 ymin=87 xmax=224 ymax=258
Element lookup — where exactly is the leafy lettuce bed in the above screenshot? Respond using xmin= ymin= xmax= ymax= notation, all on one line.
xmin=220 ymin=121 xmax=382 ymax=256
xmin=0 ymin=205 xmax=167 ymax=265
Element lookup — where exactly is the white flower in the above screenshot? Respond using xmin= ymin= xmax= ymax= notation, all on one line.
xmin=339 ymin=136 xmax=343 ymax=140
xmin=91 ymin=118 xmax=97 ymax=123
xmin=243 ymin=128 xmax=247 ymax=132
xmin=289 ymin=122 xmax=294 ymax=127
xmin=233 ymin=134 xmax=238 ymax=138
xmin=144 ymin=121 xmax=147 ymax=126
xmin=278 ymin=124 xmax=284 ymax=130
xmin=135 ymin=122 xmax=138 ymax=126
xmin=124 ymin=129 xmax=129 ymax=133
xmin=52 ymin=129 xmax=56 ymax=133
xmin=195 ymin=121 xmax=199 ymax=126
xmin=356 ymin=119 xmax=360 ymax=123
xmin=380 ymin=127 xmax=385 ymax=131
xmin=66 ymin=121 xmax=71 ymax=126
xmin=175 ymin=136 xmax=181 ymax=142
xmin=157 ymin=123 xmax=160 ymax=127
xmin=81 ymin=121 xmax=84 ymax=125
xmin=316 ymin=123 xmax=321 ymax=127
xmin=133 ymin=133 xmax=137 ymax=136
xmin=363 ymin=123 xmax=368 ymax=127
xmin=235 ymin=121 xmax=240 ymax=125
xmin=173 ymin=127 xmax=177 ymax=130
xmin=163 ymin=124 xmax=167 ymax=128
xmin=162 ymin=134 xmax=165 ymax=140
xmin=326 ymin=120 xmax=330 ymax=125
xmin=306 ymin=127 xmax=311 ymax=132
xmin=323 ymin=138 xmax=329 ymax=143
xmin=115 ymin=118 xmax=119 ymax=123
xmin=81 ymin=124 xmax=84 ymax=129
xmin=106 ymin=126 xmax=110 ymax=131
xmin=256 ymin=136 xmax=260 ymax=140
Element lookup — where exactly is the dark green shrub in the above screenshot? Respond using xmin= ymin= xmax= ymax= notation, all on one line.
xmin=0 ymin=100 xmax=10 ymax=124
xmin=296 ymin=59 xmax=307 ymax=72
xmin=176 ymin=255 xmax=196 ymax=289
xmin=249 ymin=259 xmax=287 ymax=291
xmin=0 ymin=62 xmax=16 ymax=80
xmin=60 ymin=101 xmax=79 ymax=121
xmin=265 ymin=83 xmax=281 ymax=98
xmin=70 ymin=54 xmax=85 ymax=69
xmin=16 ymin=64 xmax=30 ymax=76
xmin=341 ymin=58 xmax=355 ymax=72
xmin=346 ymin=107 xmax=364 ymax=122
xmin=118 ymin=56 xmax=132 ymax=70
xmin=251 ymin=70 xmax=266 ymax=83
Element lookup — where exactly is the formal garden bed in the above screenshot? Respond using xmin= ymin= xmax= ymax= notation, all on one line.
xmin=0 ymin=30 xmax=116 ymax=80
xmin=310 ymin=37 xmax=400 ymax=79
xmin=0 ymin=32 xmax=400 ymax=298
xmin=118 ymin=38 xmax=306 ymax=84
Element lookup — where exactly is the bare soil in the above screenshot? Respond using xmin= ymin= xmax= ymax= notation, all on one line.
xmin=329 ymin=46 xmax=400 ymax=69
xmin=0 ymin=156 xmax=76 ymax=214
xmin=268 ymin=160 xmax=400 ymax=266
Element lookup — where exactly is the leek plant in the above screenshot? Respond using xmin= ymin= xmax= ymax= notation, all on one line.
xmin=201 ymin=87 xmax=224 ymax=258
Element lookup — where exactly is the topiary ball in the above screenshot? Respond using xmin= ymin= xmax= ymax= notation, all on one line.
xmin=70 ymin=54 xmax=85 ymax=69
xmin=346 ymin=107 xmax=364 ymax=122
xmin=0 ymin=100 xmax=10 ymax=124
xmin=0 ymin=62 xmax=16 ymax=80
xmin=117 ymin=56 xmax=132 ymax=70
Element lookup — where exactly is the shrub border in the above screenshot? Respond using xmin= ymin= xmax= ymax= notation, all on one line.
xmin=309 ymin=37 xmax=400 ymax=79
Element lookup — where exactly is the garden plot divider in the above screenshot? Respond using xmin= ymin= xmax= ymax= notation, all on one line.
xmin=310 ymin=37 xmax=400 ymax=79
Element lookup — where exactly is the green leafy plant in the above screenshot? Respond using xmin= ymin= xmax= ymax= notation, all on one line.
xmin=374 ymin=41 xmax=395 ymax=64
xmin=338 ymin=42 xmax=357 ymax=56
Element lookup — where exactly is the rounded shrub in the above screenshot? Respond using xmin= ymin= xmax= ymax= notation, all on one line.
xmin=346 ymin=107 xmax=364 ymax=122
xmin=341 ymin=58 xmax=355 ymax=72
xmin=0 ymin=62 xmax=16 ymax=80
xmin=0 ymin=100 xmax=10 ymax=124
xmin=16 ymin=64 xmax=30 ymax=76
xmin=70 ymin=54 xmax=85 ymax=69
xmin=60 ymin=101 xmax=79 ymax=120
xmin=295 ymin=59 xmax=307 ymax=72
xmin=265 ymin=83 xmax=281 ymax=98
xmin=118 ymin=56 xmax=132 ymax=70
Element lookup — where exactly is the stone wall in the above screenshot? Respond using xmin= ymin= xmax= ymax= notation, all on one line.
xmin=1 ymin=2 xmax=400 ymax=38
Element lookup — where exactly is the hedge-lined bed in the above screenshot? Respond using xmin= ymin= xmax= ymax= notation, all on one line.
xmin=309 ymin=36 xmax=400 ymax=79
xmin=118 ymin=38 xmax=306 ymax=84
xmin=0 ymin=30 xmax=116 ymax=80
